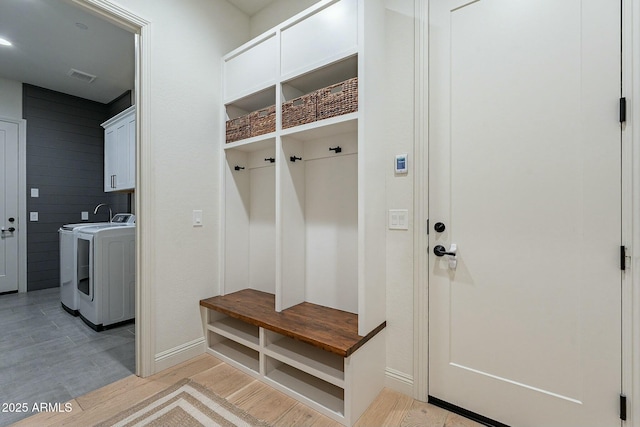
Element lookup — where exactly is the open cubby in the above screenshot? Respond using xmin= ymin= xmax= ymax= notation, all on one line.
xmin=265 ymin=356 xmax=345 ymax=416
xmin=208 ymin=332 xmax=260 ymax=374
xmin=223 ymin=145 xmax=276 ymax=296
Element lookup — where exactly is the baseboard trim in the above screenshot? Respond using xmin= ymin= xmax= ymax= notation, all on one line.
xmin=154 ymin=337 xmax=206 ymax=372
xmin=385 ymin=368 xmax=414 ymax=396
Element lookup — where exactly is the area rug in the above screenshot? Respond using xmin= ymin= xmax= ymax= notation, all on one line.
xmin=96 ymin=378 xmax=271 ymax=427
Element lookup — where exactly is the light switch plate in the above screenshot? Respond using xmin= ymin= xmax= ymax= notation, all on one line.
xmin=30 ymin=212 xmax=39 ymax=222
xmin=388 ymin=209 xmax=408 ymax=230
xmin=81 ymin=211 xmax=89 ymax=220
xmin=193 ymin=210 xmax=203 ymax=227
xmin=31 ymin=188 xmax=39 ymax=198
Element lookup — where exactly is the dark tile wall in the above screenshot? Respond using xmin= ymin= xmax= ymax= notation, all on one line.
xmin=23 ymin=84 xmax=132 ymax=291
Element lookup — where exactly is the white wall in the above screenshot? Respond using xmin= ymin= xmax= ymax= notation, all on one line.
xmin=249 ymin=0 xmax=321 ymax=38
xmin=383 ymin=0 xmax=416 ymax=392
xmin=105 ymin=0 xmax=250 ymax=367
xmin=0 ymin=77 xmax=22 ymax=119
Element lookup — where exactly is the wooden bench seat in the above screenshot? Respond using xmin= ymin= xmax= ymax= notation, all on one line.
xmin=200 ymin=289 xmax=385 ymax=357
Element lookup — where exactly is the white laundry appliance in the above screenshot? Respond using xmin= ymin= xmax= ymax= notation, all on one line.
xmin=59 ymin=222 xmax=110 ymax=315
xmin=59 ymin=214 xmax=135 ymax=315
xmin=75 ymin=214 xmax=136 ymax=330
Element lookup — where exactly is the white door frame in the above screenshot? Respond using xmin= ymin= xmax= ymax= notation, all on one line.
xmin=413 ymin=0 xmax=639 ymax=424
xmin=1 ymin=116 xmax=27 ymax=294
xmin=69 ymin=0 xmax=154 ymax=378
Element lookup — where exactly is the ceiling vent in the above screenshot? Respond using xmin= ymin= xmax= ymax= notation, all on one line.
xmin=67 ymin=68 xmax=97 ymax=83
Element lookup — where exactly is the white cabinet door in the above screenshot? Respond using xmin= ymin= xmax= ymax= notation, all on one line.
xmin=102 ymin=106 xmax=135 ymax=192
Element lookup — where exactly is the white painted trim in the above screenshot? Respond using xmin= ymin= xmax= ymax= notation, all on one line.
xmin=623 ymin=0 xmax=638 ymax=424
xmin=17 ymin=119 xmax=26 ymax=294
xmin=0 ymin=116 xmax=27 ymax=293
xmin=154 ymin=337 xmax=206 ymax=373
xmin=385 ymin=368 xmax=414 ymax=397
xmin=413 ymin=0 xmax=428 ymax=403
xmin=69 ymin=0 xmax=154 ymax=379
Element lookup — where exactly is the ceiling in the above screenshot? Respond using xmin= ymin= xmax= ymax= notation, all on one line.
xmin=0 ymin=0 xmax=135 ymax=104
xmin=227 ymin=0 xmax=276 ymax=16
xmin=0 ymin=0 xmax=277 ymax=105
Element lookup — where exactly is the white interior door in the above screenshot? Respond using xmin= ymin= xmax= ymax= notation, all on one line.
xmin=0 ymin=119 xmax=19 ymax=293
xmin=428 ymin=1 xmax=622 ymax=426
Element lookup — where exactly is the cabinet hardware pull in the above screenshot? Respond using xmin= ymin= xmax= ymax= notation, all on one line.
xmin=265 ymin=157 xmax=275 ymax=163
xmin=290 ymin=156 xmax=302 ymax=162
xmin=234 ymin=165 xmax=245 ymax=171
xmin=329 ymin=146 xmax=342 ymax=153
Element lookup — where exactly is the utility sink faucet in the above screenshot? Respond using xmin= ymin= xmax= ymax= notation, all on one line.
xmin=93 ymin=203 xmax=113 ymax=222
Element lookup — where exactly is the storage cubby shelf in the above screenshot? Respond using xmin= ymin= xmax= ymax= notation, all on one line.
xmin=224 ymin=135 xmax=276 ymax=152
xmin=280 ymin=113 xmax=357 ymax=141
xmin=200 ymin=289 xmax=385 ymax=357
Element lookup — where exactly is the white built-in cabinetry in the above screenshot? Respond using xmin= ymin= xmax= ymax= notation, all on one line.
xmin=209 ymin=0 xmax=388 ymax=424
xmin=102 ymin=106 xmax=135 ymax=192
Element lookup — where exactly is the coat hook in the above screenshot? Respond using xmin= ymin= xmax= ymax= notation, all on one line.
xmin=329 ymin=146 xmax=342 ymax=153
xmin=234 ymin=165 xmax=245 ymax=171
xmin=290 ymin=156 xmax=302 ymax=162
xmin=265 ymin=157 xmax=275 ymax=163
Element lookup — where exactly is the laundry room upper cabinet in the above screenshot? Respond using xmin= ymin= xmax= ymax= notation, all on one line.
xmin=220 ymin=0 xmax=386 ymax=337
xmin=102 ymin=106 xmax=136 ymax=192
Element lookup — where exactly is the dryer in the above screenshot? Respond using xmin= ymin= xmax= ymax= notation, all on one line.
xmin=75 ymin=214 xmax=136 ymax=330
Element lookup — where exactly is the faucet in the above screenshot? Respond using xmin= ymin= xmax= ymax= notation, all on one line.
xmin=93 ymin=203 xmax=113 ymax=222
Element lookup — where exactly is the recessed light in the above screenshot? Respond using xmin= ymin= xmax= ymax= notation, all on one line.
xmin=0 ymin=38 xmax=12 ymax=46
xmin=75 ymin=22 xmax=88 ymax=30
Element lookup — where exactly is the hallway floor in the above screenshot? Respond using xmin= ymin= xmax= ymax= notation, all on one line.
xmin=0 ymin=288 xmax=135 ymax=426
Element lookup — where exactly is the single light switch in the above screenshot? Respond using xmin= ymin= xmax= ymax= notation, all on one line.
xmin=388 ymin=209 xmax=409 ymax=230
xmin=31 ymin=188 xmax=39 ymax=198
xmin=30 ymin=212 xmax=39 ymax=221
xmin=193 ymin=210 xmax=203 ymax=227
xmin=81 ymin=211 xmax=89 ymax=220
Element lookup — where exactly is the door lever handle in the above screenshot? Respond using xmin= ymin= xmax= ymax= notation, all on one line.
xmin=434 ymin=244 xmax=458 ymax=270
xmin=434 ymin=244 xmax=457 ymax=257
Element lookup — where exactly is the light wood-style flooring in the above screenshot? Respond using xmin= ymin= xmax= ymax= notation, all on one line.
xmin=13 ymin=354 xmax=483 ymax=427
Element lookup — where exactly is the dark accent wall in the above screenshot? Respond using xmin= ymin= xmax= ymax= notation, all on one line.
xmin=107 ymin=90 xmax=133 ymax=118
xmin=23 ymin=84 xmax=131 ymax=291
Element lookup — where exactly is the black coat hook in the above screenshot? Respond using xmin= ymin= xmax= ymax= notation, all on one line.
xmin=234 ymin=165 xmax=245 ymax=171
xmin=329 ymin=146 xmax=342 ymax=153
xmin=265 ymin=157 xmax=275 ymax=163
xmin=290 ymin=156 xmax=302 ymax=162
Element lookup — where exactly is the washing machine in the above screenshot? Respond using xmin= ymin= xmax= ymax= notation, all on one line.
xmin=59 ymin=214 xmax=135 ymax=315
xmin=76 ymin=217 xmax=136 ymax=330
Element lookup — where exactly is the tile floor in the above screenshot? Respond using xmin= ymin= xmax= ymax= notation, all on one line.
xmin=0 ymin=288 xmax=135 ymax=426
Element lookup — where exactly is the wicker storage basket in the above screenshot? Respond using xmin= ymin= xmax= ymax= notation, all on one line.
xmin=282 ymin=92 xmax=317 ymax=129
xmin=316 ymin=77 xmax=358 ymax=120
xmin=249 ymin=105 xmax=276 ymax=137
xmin=225 ymin=115 xmax=250 ymax=143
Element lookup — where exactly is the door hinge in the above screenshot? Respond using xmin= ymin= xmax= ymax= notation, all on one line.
xmin=620 ymin=97 xmax=627 ymax=123
xmin=620 ymin=394 xmax=627 ymax=421
xmin=621 ymin=246 xmax=626 ymax=271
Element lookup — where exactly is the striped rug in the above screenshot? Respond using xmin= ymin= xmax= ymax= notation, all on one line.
xmin=96 ymin=379 xmax=270 ymax=427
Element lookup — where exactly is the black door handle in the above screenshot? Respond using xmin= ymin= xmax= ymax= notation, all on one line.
xmin=434 ymin=245 xmax=456 ymax=257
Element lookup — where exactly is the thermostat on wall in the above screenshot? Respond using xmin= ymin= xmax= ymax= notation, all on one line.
xmin=395 ymin=153 xmax=408 ymax=174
